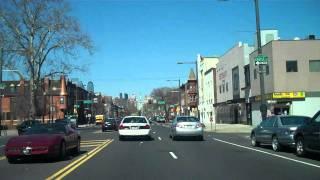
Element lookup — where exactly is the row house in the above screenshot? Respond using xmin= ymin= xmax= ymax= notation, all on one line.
xmin=180 ymin=69 xmax=198 ymax=117
xmin=1 ymin=75 xmax=93 ymax=127
xmin=197 ymin=55 xmax=219 ymax=126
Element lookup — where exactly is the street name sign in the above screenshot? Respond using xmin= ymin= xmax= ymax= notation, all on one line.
xmin=255 ymin=54 xmax=268 ymax=65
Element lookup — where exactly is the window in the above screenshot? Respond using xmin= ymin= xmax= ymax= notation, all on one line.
xmin=222 ymin=83 xmax=225 ymax=92
xmin=254 ymin=69 xmax=257 ymax=79
xmin=266 ymin=65 xmax=269 ymax=75
xmin=244 ymin=65 xmax=250 ymax=87
xmin=309 ymin=60 xmax=320 ymax=72
xmin=226 ymin=82 xmax=228 ymax=92
xmin=286 ymin=60 xmax=298 ymax=72
xmin=219 ymin=85 xmax=221 ymax=94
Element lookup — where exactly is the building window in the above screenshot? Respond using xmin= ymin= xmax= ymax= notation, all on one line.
xmin=244 ymin=65 xmax=250 ymax=87
xmin=309 ymin=60 xmax=320 ymax=72
xmin=222 ymin=84 xmax=225 ymax=93
xmin=254 ymin=69 xmax=257 ymax=79
xmin=266 ymin=65 xmax=269 ymax=75
xmin=286 ymin=60 xmax=298 ymax=72
xmin=226 ymin=82 xmax=228 ymax=92
xmin=219 ymin=85 xmax=221 ymax=94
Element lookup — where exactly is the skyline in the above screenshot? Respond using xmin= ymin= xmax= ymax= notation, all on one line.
xmin=68 ymin=0 xmax=320 ymax=97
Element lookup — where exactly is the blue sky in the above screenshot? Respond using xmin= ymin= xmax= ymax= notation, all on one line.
xmin=69 ymin=0 xmax=320 ymax=98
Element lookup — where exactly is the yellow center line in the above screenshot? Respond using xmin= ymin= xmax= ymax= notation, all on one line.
xmin=80 ymin=145 xmax=100 ymax=148
xmin=46 ymin=139 xmax=113 ymax=180
xmin=57 ymin=140 xmax=113 ymax=179
xmin=81 ymin=140 xmax=107 ymax=143
xmin=0 ymin=156 xmax=6 ymax=161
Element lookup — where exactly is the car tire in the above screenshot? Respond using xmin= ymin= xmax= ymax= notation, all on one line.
xmin=198 ymin=136 xmax=204 ymax=141
xmin=72 ymin=138 xmax=80 ymax=155
xmin=172 ymin=135 xmax=177 ymax=141
xmin=251 ymin=134 xmax=260 ymax=147
xmin=7 ymin=157 xmax=16 ymax=164
xmin=272 ymin=136 xmax=281 ymax=152
xmin=119 ymin=136 xmax=124 ymax=141
xmin=59 ymin=141 xmax=67 ymax=160
xmin=296 ymin=136 xmax=306 ymax=157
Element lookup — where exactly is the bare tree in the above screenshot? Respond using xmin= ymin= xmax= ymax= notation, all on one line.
xmin=0 ymin=0 xmax=93 ymax=118
xmin=150 ymin=87 xmax=179 ymax=117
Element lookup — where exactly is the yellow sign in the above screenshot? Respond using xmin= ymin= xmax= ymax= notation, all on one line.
xmin=272 ymin=92 xmax=305 ymax=99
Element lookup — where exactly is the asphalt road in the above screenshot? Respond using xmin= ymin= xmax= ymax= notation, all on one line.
xmin=1 ymin=123 xmax=320 ymax=180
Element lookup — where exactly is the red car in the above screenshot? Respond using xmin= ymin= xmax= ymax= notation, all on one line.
xmin=5 ymin=123 xmax=80 ymax=163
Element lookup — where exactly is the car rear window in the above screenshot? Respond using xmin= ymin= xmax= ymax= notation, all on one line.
xmin=106 ymin=118 xmax=115 ymax=123
xmin=177 ymin=117 xmax=199 ymax=122
xmin=123 ymin=117 xmax=147 ymax=123
xmin=280 ymin=116 xmax=309 ymax=126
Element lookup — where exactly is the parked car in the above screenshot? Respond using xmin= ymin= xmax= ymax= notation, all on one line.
xmin=251 ymin=115 xmax=311 ymax=151
xmin=16 ymin=120 xmax=41 ymax=135
xmin=118 ymin=116 xmax=151 ymax=140
xmin=157 ymin=116 xmax=166 ymax=123
xmin=5 ymin=123 xmax=80 ymax=163
xmin=102 ymin=118 xmax=117 ymax=132
xmin=55 ymin=118 xmax=77 ymax=129
xmin=294 ymin=110 xmax=320 ymax=156
xmin=170 ymin=116 xmax=204 ymax=141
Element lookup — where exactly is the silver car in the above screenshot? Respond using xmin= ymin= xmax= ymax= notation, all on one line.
xmin=170 ymin=116 xmax=204 ymax=141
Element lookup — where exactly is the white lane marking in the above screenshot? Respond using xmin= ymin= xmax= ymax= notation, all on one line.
xmin=169 ymin=152 xmax=178 ymax=159
xmin=158 ymin=137 xmax=162 ymax=141
xmin=213 ymin=138 xmax=320 ymax=169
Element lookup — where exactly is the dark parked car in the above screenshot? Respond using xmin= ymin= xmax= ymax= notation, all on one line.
xmin=294 ymin=110 xmax=320 ymax=156
xmin=6 ymin=123 xmax=80 ymax=163
xmin=251 ymin=115 xmax=311 ymax=151
xmin=55 ymin=118 xmax=77 ymax=129
xmin=102 ymin=118 xmax=117 ymax=132
xmin=16 ymin=120 xmax=41 ymax=135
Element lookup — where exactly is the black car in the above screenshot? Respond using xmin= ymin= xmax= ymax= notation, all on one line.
xmin=251 ymin=115 xmax=311 ymax=151
xmin=16 ymin=120 xmax=41 ymax=135
xmin=102 ymin=118 xmax=117 ymax=132
xmin=294 ymin=110 xmax=320 ymax=156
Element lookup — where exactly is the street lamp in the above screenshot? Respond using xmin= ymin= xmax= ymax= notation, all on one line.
xmin=167 ymin=79 xmax=181 ymax=115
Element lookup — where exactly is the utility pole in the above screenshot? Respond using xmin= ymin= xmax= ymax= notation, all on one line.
xmin=0 ymin=48 xmax=3 ymax=136
xmin=254 ymin=0 xmax=267 ymax=120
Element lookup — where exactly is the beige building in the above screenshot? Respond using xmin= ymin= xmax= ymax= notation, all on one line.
xmin=250 ymin=38 xmax=320 ymax=126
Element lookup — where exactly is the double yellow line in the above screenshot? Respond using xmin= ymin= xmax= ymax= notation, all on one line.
xmin=46 ymin=139 xmax=113 ymax=180
xmin=0 ymin=156 xmax=6 ymax=161
xmin=80 ymin=140 xmax=107 ymax=148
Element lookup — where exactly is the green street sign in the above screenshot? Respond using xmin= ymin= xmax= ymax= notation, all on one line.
xmin=74 ymin=105 xmax=80 ymax=108
xmin=158 ymin=100 xmax=165 ymax=105
xmin=0 ymin=83 xmax=6 ymax=90
xmin=255 ymin=54 xmax=268 ymax=65
xmin=83 ymin=100 xmax=93 ymax=104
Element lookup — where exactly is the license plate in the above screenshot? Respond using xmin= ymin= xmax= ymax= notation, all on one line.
xmin=131 ymin=126 xmax=139 ymax=130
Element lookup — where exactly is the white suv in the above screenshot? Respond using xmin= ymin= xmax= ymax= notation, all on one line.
xmin=118 ymin=116 xmax=151 ymax=140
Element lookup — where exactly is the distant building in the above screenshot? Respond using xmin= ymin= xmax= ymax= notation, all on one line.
xmin=197 ymin=55 xmax=219 ymax=125
xmin=87 ymin=81 xmax=94 ymax=93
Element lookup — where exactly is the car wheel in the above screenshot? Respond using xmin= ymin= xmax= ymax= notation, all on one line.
xmin=272 ymin=136 xmax=281 ymax=152
xmin=72 ymin=138 xmax=80 ymax=155
xmin=119 ymin=136 xmax=124 ymax=141
xmin=172 ymin=135 xmax=177 ymax=141
xmin=198 ymin=136 xmax=204 ymax=141
xmin=7 ymin=157 xmax=16 ymax=164
xmin=251 ymin=134 xmax=260 ymax=147
xmin=59 ymin=141 xmax=67 ymax=160
xmin=296 ymin=137 xmax=306 ymax=157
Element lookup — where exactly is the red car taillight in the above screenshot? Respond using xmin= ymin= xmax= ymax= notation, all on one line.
xmin=119 ymin=124 xmax=125 ymax=129
xmin=140 ymin=125 xmax=150 ymax=129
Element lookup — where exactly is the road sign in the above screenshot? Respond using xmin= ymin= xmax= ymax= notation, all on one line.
xmin=74 ymin=105 xmax=80 ymax=108
xmin=0 ymin=83 xmax=6 ymax=90
xmin=255 ymin=54 xmax=268 ymax=65
xmin=158 ymin=100 xmax=165 ymax=105
xmin=83 ymin=100 xmax=93 ymax=104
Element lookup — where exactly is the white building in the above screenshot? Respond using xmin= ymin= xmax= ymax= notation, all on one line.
xmin=215 ymin=42 xmax=254 ymax=124
xmin=197 ymin=54 xmax=219 ymax=126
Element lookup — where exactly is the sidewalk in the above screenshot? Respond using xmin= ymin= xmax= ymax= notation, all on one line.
xmin=204 ymin=123 xmax=253 ymax=133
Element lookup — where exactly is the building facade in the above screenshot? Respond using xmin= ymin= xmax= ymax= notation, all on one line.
xmin=215 ymin=42 xmax=254 ymax=124
xmin=197 ymin=55 xmax=219 ymax=126
xmin=250 ymin=38 xmax=320 ymax=126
